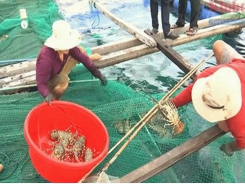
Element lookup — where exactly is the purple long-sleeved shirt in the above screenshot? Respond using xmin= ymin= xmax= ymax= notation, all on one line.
xmin=36 ymin=46 xmax=102 ymax=98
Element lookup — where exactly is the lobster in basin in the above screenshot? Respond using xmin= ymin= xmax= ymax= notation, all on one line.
xmin=48 ymin=128 xmax=94 ymax=163
xmin=50 ymin=129 xmax=77 ymax=148
xmin=65 ymin=135 xmax=86 ymax=162
xmin=50 ymin=142 xmax=66 ymax=160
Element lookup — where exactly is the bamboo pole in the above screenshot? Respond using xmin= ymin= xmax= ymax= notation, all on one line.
xmin=171 ymin=18 xmax=245 ymax=46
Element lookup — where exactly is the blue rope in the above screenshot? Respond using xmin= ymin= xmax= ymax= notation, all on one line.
xmin=89 ymin=1 xmax=101 ymax=29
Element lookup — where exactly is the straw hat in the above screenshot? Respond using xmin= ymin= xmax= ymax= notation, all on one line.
xmin=192 ymin=67 xmax=242 ymax=122
xmin=45 ymin=20 xmax=81 ymax=50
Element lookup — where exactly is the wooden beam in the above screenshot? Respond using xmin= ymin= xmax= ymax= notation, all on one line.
xmin=94 ymin=44 xmax=158 ymax=68
xmin=170 ymin=18 xmax=245 ymax=46
xmin=2 ymin=75 xmax=36 ymax=88
xmin=119 ymin=124 xmax=226 ymax=183
xmin=90 ymin=0 xmax=157 ymax=47
xmin=92 ymin=37 xmax=143 ymax=55
xmin=0 ymin=59 xmax=36 ymax=77
xmin=0 ymin=70 xmax=36 ymax=87
xmin=95 ymin=18 xmax=245 ymax=68
xmin=148 ymin=31 xmax=193 ymax=74
xmin=91 ymin=12 xmax=244 ymax=54
xmin=171 ymin=12 xmax=244 ymax=34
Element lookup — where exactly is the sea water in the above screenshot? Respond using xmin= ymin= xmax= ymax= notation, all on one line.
xmin=55 ymin=0 xmax=245 ymax=92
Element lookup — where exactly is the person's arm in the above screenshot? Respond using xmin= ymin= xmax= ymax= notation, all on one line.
xmin=172 ymin=67 xmax=218 ymax=108
xmin=69 ymin=47 xmax=102 ymax=78
xmin=36 ymin=55 xmax=52 ymax=98
xmin=70 ymin=47 xmax=107 ymax=85
xmin=171 ymin=83 xmax=194 ymax=108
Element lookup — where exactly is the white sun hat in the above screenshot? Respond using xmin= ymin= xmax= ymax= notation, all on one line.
xmin=192 ymin=67 xmax=242 ymax=122
xmin=44 ymin=20 xmax=81 ymax=50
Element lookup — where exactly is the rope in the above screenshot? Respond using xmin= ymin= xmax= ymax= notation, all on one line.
xmin=0 ymin=152 xmax=10 ymax=166
xmin=20 ymin=158 xmax=39 ymax=180
xmin=0 ymin=163 xmax=18 ymax=181
xmin=0 ymin=140 xmax=32 ymax=181
xmin=89 ymin=0 xmax=101 ymax=28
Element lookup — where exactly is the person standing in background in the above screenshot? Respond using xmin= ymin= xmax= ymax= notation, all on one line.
xmin=171 ymin=0 xmax=201 ymax=36
xmin=149 ymin=0 xmax=179 ymax=40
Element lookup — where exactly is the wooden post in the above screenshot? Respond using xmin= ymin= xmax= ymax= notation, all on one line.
xmin=119 ymin=124 xmax=226 ymax=183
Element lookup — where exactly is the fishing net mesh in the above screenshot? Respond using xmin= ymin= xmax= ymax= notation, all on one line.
xmin=0 ymin=0 xmax=245 ymax=183
xmin=0 ymin=0 xmax=63 ymax=63
xmin=1 ymin=80 xmax=245 ymax=183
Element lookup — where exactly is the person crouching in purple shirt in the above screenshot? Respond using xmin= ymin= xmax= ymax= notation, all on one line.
xmin=36 ymin=20 xmax=107 ymax=104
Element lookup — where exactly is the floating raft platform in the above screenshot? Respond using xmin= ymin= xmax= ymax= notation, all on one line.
xmin=0 ymin=11 xmax=244 ymax=93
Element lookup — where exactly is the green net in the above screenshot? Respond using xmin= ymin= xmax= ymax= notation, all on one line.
xmin=0 ymin=0 xmax=63 ymax=63
xmin=0 ymin=0 xmax=94 ymax=67
xmin=0 ymin=80 xmax=245 ymax=183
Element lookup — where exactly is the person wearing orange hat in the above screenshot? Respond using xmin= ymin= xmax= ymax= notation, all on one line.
xmin=171 ymin=40 xmax=245 ymax=156
xmin=36 ymin=20 xmax=107 ymax=104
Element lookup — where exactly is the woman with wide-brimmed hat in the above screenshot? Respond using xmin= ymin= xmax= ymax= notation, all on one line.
xmin=36 ymin=20 xmax=107 ymax=103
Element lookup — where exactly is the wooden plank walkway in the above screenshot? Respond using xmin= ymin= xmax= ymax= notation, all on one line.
xmin=0 ymin=9 xmax=244 ymax=92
